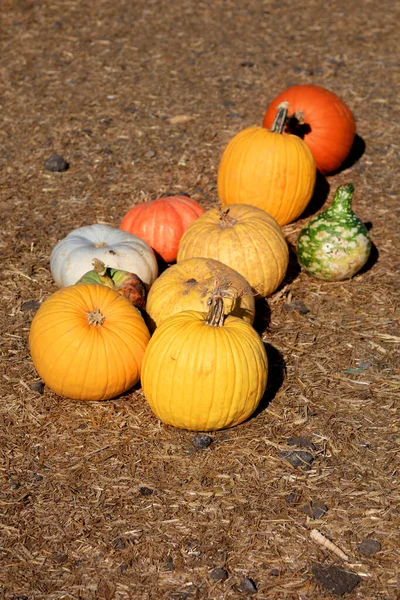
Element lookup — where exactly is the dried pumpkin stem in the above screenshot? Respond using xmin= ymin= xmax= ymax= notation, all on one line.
xmin=92 ymin=258 xmax=108 ymax=276
xmin=87 ymin=307 xmax=105 ymax=326
xmin=218 ymin=208 xmax=238 ymax=228
xmin=205 ymin=295 xmax=225 ymax=327
xmin=205 ymin=280 xmax=238 ymax=327
xmin=270 ymin=102 xmax=289 ymax=134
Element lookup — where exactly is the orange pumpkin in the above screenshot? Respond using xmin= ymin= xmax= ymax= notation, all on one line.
xmin=29 ymin=284 xmax=150 ymax=401
xmin=218 ymin=105 xmax=316 ymax=226
xmin=120 ymin=195 xmax=205 ymax=263
xmin=263 ymin=84 xmax=356 ymax=174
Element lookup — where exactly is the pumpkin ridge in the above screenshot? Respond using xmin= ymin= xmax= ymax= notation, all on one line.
xmin=247 ymin=220 xmax=281 ymax=293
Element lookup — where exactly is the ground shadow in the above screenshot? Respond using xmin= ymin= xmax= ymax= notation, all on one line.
xmin=253 ymin=298 xmax=272 ymax=334
xmin=357 ymin=241 xmax=379 ymax=276
xmin=299 ymin=170 xmax=330 ymax=220
xmin=330 ymin=134 xmax=366 ymax=175
xmin=252 ymin=342 xmax=286 ymax=419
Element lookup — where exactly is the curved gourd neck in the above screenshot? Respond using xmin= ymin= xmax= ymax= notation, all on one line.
xmin=327 ymin=183 xmax=355 ymax=215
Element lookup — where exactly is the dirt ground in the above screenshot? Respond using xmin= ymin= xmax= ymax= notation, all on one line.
xmin=1 ymin=0 xmax=399 ymax=598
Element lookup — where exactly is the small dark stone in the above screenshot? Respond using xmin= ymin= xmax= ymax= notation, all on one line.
xmin=120 ymin=563 xmax=129 ymax=573
xmin=52 ymin=551 xmax=68 ymax=564
xmin=287 ymin=436 xmax=316 ymax=451
xmin=112 ymin=537 xmax=126 ymax=550
xmin=237 ymin=577 xmax=257 ymax=595
xmin=21 ymin=300 xmax=41 ymax=312
xmin=168 ymin=591 xmax=191 ymax=600
xmin=192 ymin=434 xmax=213 ymax=449
xmin=283 ymin=300 xmax=310 ymax=315
xmin=299 ymin=501 xmax=328 ymax=520
xmin=11 ymin=596 xmax=29 ymax=600
xmin=270 ymin=567 xmax=281 ymax=576
xmin=312 ymin=564 xmax=361 ymax=596
xmin=31 ymin=381 xmax=44 ymax=394
xmin=9 ymin=478 xmax=20 ymax=490
xmin=32 ymin=473 xmax=43 ymax=482
xmin=358 ymin=538 xmax=381 ymax=556
xmin=240 ymin=61 xmax=255 ymax=67
xmin=162 ymin=556 xmax=174 ymax=571
xmin=209 ymin=567 xmax=228 ymax=582
xmin=286 ymin=491 xmax=300 ymax=506
xmin=139 ymin=486 xmax=154 ymax=496
xmin=279 ymin=450 xmax=314 ymax=470
xmin=44 ymin=153 xmax=69 ymax=172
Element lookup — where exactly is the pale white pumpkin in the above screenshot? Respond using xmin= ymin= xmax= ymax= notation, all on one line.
xmin=50 ymin=224 xmax=158 ymax=289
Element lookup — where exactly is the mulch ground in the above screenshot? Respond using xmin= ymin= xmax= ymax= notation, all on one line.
xmin=1 ymin=1 xmax=399 ymax=599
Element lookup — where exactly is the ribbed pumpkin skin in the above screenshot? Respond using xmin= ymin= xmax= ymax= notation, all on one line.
xmin=120 ymin=196 xmax=205 ymax=263
xmin=263 ymin=85 xmax=356 ymax=175
xmin=146 ymin=257 xmax=255 ymax=329
xmin=217 ymin=126 xmax=316 ymax=226
xmin=50 ymin=224 xmax=158 ymax=290
xmin=29 ymin=284 xmax=150 ymax=401
xmin=141 ymin=310 xmax=268 ymax=431
xmin=177 ymin=204 xmax=289 ymax=298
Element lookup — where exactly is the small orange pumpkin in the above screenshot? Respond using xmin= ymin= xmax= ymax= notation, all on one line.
xmin=29 ymin=284 xmax=150 ymax=401
xmin=218 ymin=104 xmax=316 ymax=226
xmin=120 ymin=195 xmax=205 ymax=263
xmin=263 ymin=84 xmax=356 ymax=174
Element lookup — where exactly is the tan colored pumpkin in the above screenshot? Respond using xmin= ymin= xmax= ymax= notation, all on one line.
xmin=177 ymin=204 xmax=289 ymax=298
xmin=217 ymin=104 xmax=316 ymax=226
xmin=141 ymin=285 xmax=268 ymax=431
xmin=146 ymin=257 xmax=255 ymax=330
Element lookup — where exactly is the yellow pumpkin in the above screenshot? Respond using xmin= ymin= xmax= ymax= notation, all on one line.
xmin=146 ymin=257 xmax=255 ymax=330
xmin=177 ymin=204 xmax=289 ymax=298
xmin=141 ymin=287 xmax=268 ymax=430
xmin=29 ymin=284 xmax=150 ymax=401
xmin=217 ymin=103 xmax=316 ymax=226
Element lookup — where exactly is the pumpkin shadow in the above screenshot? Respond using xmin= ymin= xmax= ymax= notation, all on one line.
xmin=299 ymin=170 xmax=330 ymax=220
xmin=356 ymin=240 xmax=379 ymax=276
xmin=329 ymin=134 xmax=366 ymax=175
xmin=252 ymin=299 xmax=271 ymax=334
xmin=252 ymin=342 xmax=286 ymax=418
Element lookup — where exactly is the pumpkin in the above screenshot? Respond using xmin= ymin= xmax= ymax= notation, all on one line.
xmin=141 ymin=284 xmax=268 ymax=430
xmin=263 ymin=84 xmax=356 ymax=175
xmin=177 ymin=204 xmax=289 ymax=298
xmin=50 ymin=224 xmax=158 ymax=289
xmin=29 ymin=284 xmax=150 ymax=401
xmin=296 ymin=183 xmax=371 ymax=281
xmin=76 ymin=259 xmax=147 ymax=309
xmin=146 ymin=257 xmax=255 ymax=330
xmin=217 ymin=104 xmax=316 ymax=226
xmin=120 ymin=195 xmax=205 ymax=263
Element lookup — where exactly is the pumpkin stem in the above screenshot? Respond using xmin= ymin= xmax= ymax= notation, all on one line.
xmin=284 ymin=109 xmax=311 ymax=139
xmin=270 ymin=102 xmax=289 ymax=134
xmin=87 ymin=307 xmax=105 ymax=326
xmin=92 ymin=258 xmax=108 ymax=276
xmin=205 ymin=280 xmax=240 ymax=327
xmin=217 ymin=208 xmax=238 ymax=228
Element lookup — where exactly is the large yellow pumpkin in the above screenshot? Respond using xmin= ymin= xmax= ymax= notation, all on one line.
xmin=217 ymin=104 xmax=316 ymax=226
xmin=146 ymin=257 xmax=255 ymax=330
xmin=141 ymin=289 xmax=268 ymax=431
xmin=29 ymin=284 xmax=150 ymax=401
xmin=177 ymin=204 xmax=289 ymax=298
